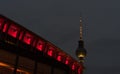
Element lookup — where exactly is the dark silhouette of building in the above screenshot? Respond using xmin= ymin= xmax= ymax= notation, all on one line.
xmin=0 ymin=15 xmax=83 ymax=74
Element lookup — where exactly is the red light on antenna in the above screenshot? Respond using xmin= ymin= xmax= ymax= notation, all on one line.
xmin=23 ymin=33 xmax=33 ymax=45
xmin=8 ymin=25 xmax=19 ymax=38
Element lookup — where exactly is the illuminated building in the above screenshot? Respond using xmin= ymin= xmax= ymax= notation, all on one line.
xmin=76 ymin=17 xmax=87 ymax=74
xmin=0 ymin=15 xmax=83 ymax=74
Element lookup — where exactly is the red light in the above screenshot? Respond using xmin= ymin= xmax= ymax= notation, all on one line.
xmin=36 ymin=40 xmax=44 ymax=51
xmin=23 ymin=33 xmax=33 ymax=45
xmin=47 ymin=50 xmax=53 ymax=56
xmin=3 ymin=23 xmax=8 ymax=32
xmin=72 ymin=64 xmax=75 ymax=70
xmin=65 ymin=59 xmax=69 ymax=65
xmin=78 ymin=66 xmax=83 ymax=74
xmin=47 ymin=46 xmax=55 ymax=57
xmin=0 ymin=18 xmax=4 ymax=30
xmin=8 ymin=25 xmax=19 ymax=38
xmin=57 ymin=55 xmax=61 ymax=61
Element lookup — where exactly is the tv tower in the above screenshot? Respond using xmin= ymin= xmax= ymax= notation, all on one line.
xmin=76 ymin=17 xmax=87 ymax=74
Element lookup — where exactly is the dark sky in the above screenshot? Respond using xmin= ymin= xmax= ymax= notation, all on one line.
xmin=0 ymin=0 xmax=120 ymax=74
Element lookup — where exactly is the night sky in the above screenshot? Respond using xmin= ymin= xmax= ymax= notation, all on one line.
xmin=0 ymin=0 xmax=120 ymax=74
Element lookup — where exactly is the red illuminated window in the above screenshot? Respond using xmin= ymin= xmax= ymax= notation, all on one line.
xmin=3 ymin=23 xmax=8 ymax=32
xmin=36 ymin=40 xmax=44 ymax=51
xmin=72 ymin=64 xmax=75 ymax=70
xmin=78 ymin=66 xmax=83 ymax=74
xmin=23 ymin=33 xmax=33 ymax=45
xmin=0 ymin=18 xmax=4 ymax=30
xmin=65 ymin=58 xmax=69 ymax=65
xmin=47 ymin=49 xmax=53 ymax=56
xmin=8 ymin=24 xmax=19 ymax=38
xmin=47 ymin=46 xmax=55 ymax=57
xmin=57 ymin=55 xmax=61 ymax=61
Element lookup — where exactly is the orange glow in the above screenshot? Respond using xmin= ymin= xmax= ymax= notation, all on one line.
xmin=78 ymin=53 xmax=85 ymax=58
xmin=0 ymin=62 xmax=9 ymax=67
xmin=0 ymin=62 xmax=29 ymax=74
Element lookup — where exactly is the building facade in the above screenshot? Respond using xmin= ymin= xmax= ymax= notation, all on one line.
xmin=0 ymin=15 xmax=83 ymax=74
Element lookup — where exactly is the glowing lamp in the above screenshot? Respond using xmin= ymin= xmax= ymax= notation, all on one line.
xmin=76 ymin=50 xmax=86 ymax=58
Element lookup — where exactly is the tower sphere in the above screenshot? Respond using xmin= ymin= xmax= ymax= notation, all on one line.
xmin=76 ymin=47 xmax=87 ymax=59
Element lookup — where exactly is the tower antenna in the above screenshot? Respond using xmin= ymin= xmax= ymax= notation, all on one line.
xmin=80 ymin=17 xmax=83 ymax=40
